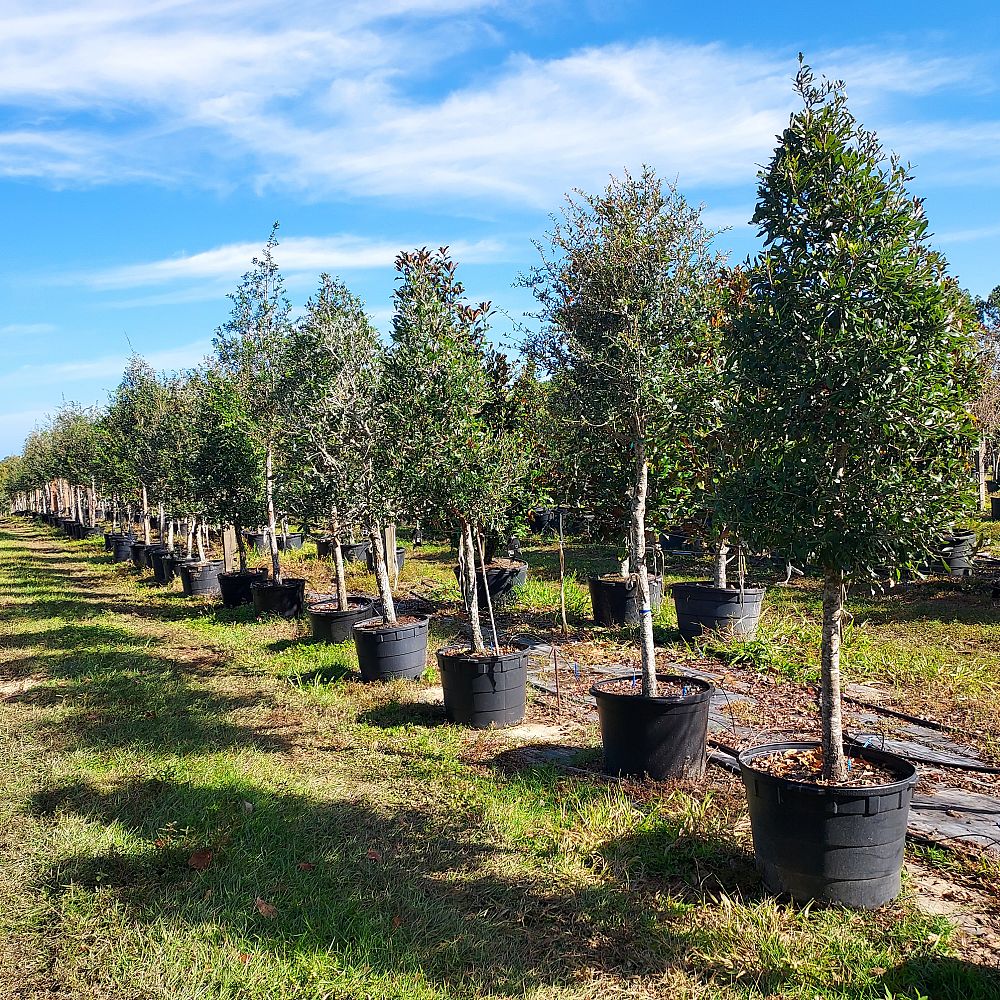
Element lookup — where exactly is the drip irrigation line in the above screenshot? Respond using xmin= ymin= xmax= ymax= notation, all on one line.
xmin=846 ymin=733 xmax=1000 ymax=775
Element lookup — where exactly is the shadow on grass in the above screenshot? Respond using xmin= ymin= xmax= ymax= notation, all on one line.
xmin=357 ymin=700 xmax=446 ymax=729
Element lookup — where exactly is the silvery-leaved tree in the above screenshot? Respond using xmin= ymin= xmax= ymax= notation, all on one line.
xmin=386 ymin=247 xmax=531 ymax=653
xmin=212 ymin=224 xmax=295 ymax=584
xmin=725 ymin=60 xmax=980 ymax=781
xmin=522 ymin=168 xmax=726 ymax=696
xmin=286 ymin=274 xmax=384 ymax=612
xmin=48 ymin=403 xmax=108 ymax=528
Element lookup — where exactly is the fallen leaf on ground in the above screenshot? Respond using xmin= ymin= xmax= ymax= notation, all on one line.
xmin=296 ymin=861 xmax=315 ymax=871
xmin=392 ymin=915 xmax=403 ymax=929
xmin=187 ymin=849 xmax=213 ymax=870
xmin=366 ymin=849 xmax=382 ymax=861
xmin=255 ymin=897 xmax=277 ymax=918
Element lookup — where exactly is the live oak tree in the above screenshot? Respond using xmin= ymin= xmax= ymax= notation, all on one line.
xmin=287 ymin=274 xmax=384 ymax=613
xmin=523 ymin=168 xmax=725 ymax=696
xmin=213 ymin=224 xmax=295 ymax=585
xmin=387 ymin=247 xmax=531 ymax=654
xmin=726 ymin=61 xmax=980 ymax=781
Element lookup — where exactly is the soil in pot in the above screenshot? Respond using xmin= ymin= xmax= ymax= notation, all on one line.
xmin=219 ymin=568 xmax=269 ymax=608
xmin=308 ymin=596 xmax=377 ymax=643
xmin=588 ymin=574 xmax=663 ymax=627
xmin=252 ymin=578 xmax=306 ymax=619
xmin=672 ymin=581 xmax=765 ymax=640
xmin=739 ymin=742 xmax=918 ymax=908
xmin=437 ymin=646 xmax=529 ymax=729
xmin=353 ymin=615 xmax=429 ymax=682
xmin=453 ymin=559 xmax=527 ymax=610
xmin=591 ymin=674 xmax=713 ymax=779
xmin=180 ymin=560 xmax=224 ymax=598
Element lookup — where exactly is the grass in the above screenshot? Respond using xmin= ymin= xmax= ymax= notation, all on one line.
xmin=1 ymin=517 xmax=998 ymax=998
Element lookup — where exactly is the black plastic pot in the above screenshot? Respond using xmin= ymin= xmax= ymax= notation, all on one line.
xmin=591 ymin=674 xmax=713 ymax=779
xmin=938 ymin=530 xmax=976 ymax=577
xmin=588 ymin=575 xmax=663 ymax=626
xmin=437 ymin=646 xmax=529 ymax=729
xmin=527 ymin=509 xmax=556 ymax=534
xmin=130 ymin=541 xmax=153 ymax=570
xmin=251 ymin=578 xmax=306 ymax=619
xmin=353 ymin=616 xmax=429 ymax=682
xmin=739 ymin=741 xmax=918 ymax=908
xmin=366 ymin=546 xmax=405 ymax=575
xmin=453 ymin=562 xmax=528 ymax=610
xmin=180 ymin=560 xmax=224 ymax=598
xmin=112 ymin=536 xmax=136 ymax=562
xmin=218 ymin=568 xmax=269 ymax=608
xmin=341 ymin=541 xmax=371 ymax=563
xmin=149 ymin=547 xmax=174 ymax=584
xmin=992 ymin=497 xmax=1000 ymax=522
xmin=672 ymin=581 xmax=765 ymax=639
xmin=277 ymin=532 xmax=303 ymax=551
xmin=80 ymin=525 xmax=103 ymax=540
xmin=308 ymin=596 xmax=377 ymax=643
xmin=315 ymin=536 xmax=335 ymax=558
xmin=161 ymin=553 xmax=198 ymax=583
xmin=245 ymin=531 xmax=268 ymax=552
xmin=104 ymin=531 xmax=121 ymax=551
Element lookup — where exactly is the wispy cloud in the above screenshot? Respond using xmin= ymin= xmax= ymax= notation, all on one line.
xmin=0 ymin=339 xmax=212 ymax=389
xmin=1 ymin=4 xmax=996 ymax=202
xmin=935 ymin=223 xmax=1000 ymax=245
xmin=0 ymin=322 xmax=57 ymax=337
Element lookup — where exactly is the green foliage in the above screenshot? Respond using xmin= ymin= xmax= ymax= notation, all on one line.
xmin=723 ymin=61 xmax=981 ymax=577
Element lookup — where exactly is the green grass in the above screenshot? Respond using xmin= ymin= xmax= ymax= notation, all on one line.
xmin=1 ymin=519 xmax=998 ymax=998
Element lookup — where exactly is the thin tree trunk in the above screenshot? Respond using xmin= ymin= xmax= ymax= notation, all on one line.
xmin=475 ymin=528 xmax=500 ymax=654
xmin=167 ymin=518 xmax=175 ymax=552
xmin=90 ymin=478 xmax=97 ymax=527
xmin=821 ymin=570 xmax=848 ymax=782
xmin=461 ymin=518 xmax=486 ymax=654
xmin=713 ymin=530 xmax=729 ymax=590
xmin=159 ymin=502 xmax=165 ymax=542
xmin=558 ymin=510 xmax=568 ymax=636
xmin=185 ymin=517 xmax=194 ymax=558
xmin=369 ymin=521 xmax=397 ymax=625
xmin=234 ymin=516 xmax=246 ymax=572
xmin=631 ymin=438 xmax=657 ymax=698
xmin=385 ymin=523 xmax=398 ymax=589
xmin=978 ymin=434 xmax=988 ymax=512
xmin=332 ymin=538 xmax=349 ymax=610
xmin=141 ymin=484 xmax=151 ymax=544
xmin=196 ymin=517 xmax=206 ymax=562
xmin=265 ymin=443 xmax=282 ymax=584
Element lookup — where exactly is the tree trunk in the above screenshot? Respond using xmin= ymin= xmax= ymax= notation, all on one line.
xmin=461 ymin=518 xmax=486 ymax=654
xmin=159 ymin=502 xmax=166 ymax=542
xmin=474 ymin=526 xmax=499 ymax=654
xmin=978 ymin=434 xmax=988 ymax=511
xmin=265 ymin=443 xmax=282 ymax=584
xmin=196 ymin=516 xmax=206 ymax=562
xmin=185 ymin=517 xmax=194 ymax=558
xmin=167 ymin=518 xmax=175 ymax=552
xmin=369 ymin=521 xmax=397 ymax=625
xmin=90 ymin=478 xmax=97 ymax=527
xmin=558 ymin=510 xmax=568 ymax=636
xmin=712 ymin=530 xmax=729 ymax=590
xmin=821 ymin=570 xmax=848 ymax=782
xmin=234 ymin=516 xmax=247 ymax=572
xmin=332 ymin=538 xmax=349 ymax=610
xmin=630 ymin=439 xmax=657 ymax=698
xmin=141 ymin=484 xmax=151 ymax=544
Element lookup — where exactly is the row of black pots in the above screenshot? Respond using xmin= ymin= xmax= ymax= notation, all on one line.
xmin=589 ymin=576 xmax=765 ymax=638
xmin=245 ymin=531 xmax=304 ymax=552
xmin=453 ymin=561 xmax=527 ymax=609
xmin=316 ymin=537 xmax=371 ymax=562
xmin=590 ymin=673 xmax=916 ymax=908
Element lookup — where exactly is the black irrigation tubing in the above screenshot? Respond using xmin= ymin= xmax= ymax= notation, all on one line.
xmin=846 ymin=732 xmax=1000 ymax=776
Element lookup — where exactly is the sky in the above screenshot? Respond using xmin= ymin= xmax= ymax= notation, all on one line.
xmin=2 ymin=0 xmax=1000 ymax=455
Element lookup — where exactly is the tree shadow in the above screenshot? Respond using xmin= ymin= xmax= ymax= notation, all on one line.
xmin=868 ymin=955 xmax=1000 ymax=1000
xmin=357 ymin=700 xmax=447 ymax=729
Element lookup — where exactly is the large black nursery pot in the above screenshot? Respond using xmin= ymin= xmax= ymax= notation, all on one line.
xmin=589 ymin=574 xmax=663 ymax=626
xmin=991 ymin=496 xmax=1000 ymax=522
xmin=245 ymin=531 xmax=267 ymax=552
xmin=738 ymin=741 xmax=918 ymax=908
xmin=353 ymin=615 xmax=429 ymax=682
xmin=79 ymin=525 xmax=103 ymax=540
xmin=130 ymin=540 xmax=153 ymax=570
xmin=437 ymin=646 xmax=529 ymax=729
xmin=277 ymin=532 xmax=303 ymax=551
xmin=672 ymin=581 xmax=765 ymax=640
xmin=453 ymin=561 xmax=528 ymax=610
xmin=180 ymin=559 xmax=224 ymax=598
xmin=149 ymin=547 xmax=174 ymax=584
xmin=938 ymin=530 xmax=976 ymax=577
xmin=104 ymin=531 xmax=121 ymax=551
xmin=315 ymin=536 xmax=335 ymax=558
xmin=341 ymin=540 xmax=371 ymax=563
xmin=161 ymin=552 xmax=198 ymax=583
xmin=308 ymin=596 xmax=377 ymax=643
xmin=591 ymin=674 xmax=713 ymax=779
xmin=251 ymin=578 xmax=306 ymax=619
xmin=527 ymin=508 xmax=557 ymax=534
xmin=366 ymin=546 xmax=405 ymax=575
xmin=218 ymin=568 xmax=269 ymax=608
xmin=112 ymin=535 xmax=136 ymax=563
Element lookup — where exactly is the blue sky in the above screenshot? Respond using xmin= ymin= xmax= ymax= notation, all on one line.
xmin=2 ymin=0 xmax=999 ymax=455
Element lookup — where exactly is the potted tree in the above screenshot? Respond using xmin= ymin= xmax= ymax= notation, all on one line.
xmin=389 ymin=248 xmax=534 ymax=726
xmin=285 ymin=274 xmax=381 ymax=641
xmin=523 ymin=169 xmax=725 ymax=777
xmin=727 ymin=61 xmax=980 ymax=907
xmin=213 ymin=225 xmax=304 ymax=618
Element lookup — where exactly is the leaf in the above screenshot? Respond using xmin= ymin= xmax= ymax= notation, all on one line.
xmin=187 ymin=848 xmax=213 ymax=871
xmin=238 ymin=953 xmax=251 ymax=965
xmin=296 ymin=861 xmax=315 ymax=871
xmin=391 ymin=914 xmax=403 ymax=929
xmin=255 ymin=897 xmax=277 ymax=919
xmin=366 ymin=848 xmax=382 ymax=861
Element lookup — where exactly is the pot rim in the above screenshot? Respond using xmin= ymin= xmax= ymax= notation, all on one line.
xmin=671 ymin=580 xmax=766 ymax=597
xmin=436 ymin=644 xmax=529 ymax=665
xmin=590 ymin=672 xmax=714 ymax=705
xmin=250 ymin=577 xmax=306 ymax=590
xmin=737 ymin=740 xmax=917 ymax=794
xmin=307 ymin=596 xmax=376 ymax=615
xmin=352 ymin=614 xmax=430 ymax=635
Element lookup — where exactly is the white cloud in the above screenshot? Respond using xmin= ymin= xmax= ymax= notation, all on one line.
xmin=0 ymin=323 xmax=57 ymax=337
xmin=0 ymin=4 xmax=996 ymax=203
xmin=935 ymin=223 xmax=1000 ymax=245
xmin=0 ymin=339 xmax=212 ymax=389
